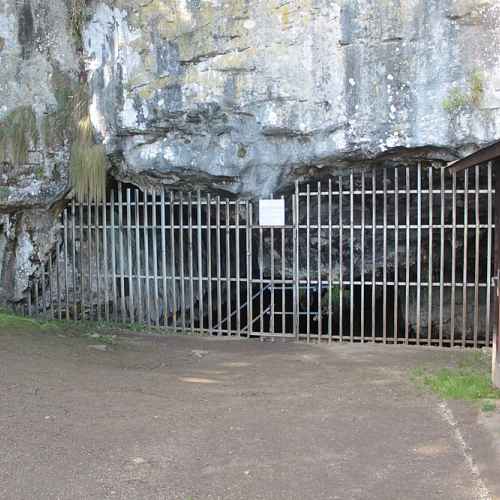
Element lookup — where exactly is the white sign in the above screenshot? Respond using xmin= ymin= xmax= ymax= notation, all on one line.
xmin=259 ymin=199 xmax=285 ymax=226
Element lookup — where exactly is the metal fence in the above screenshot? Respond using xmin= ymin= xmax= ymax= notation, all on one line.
xmin=19 ymin=162 xmax=496 ymax=347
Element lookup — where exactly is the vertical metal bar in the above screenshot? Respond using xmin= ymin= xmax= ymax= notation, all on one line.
xmin=428 ymin=166 xmax=433 ymax=344
xmin=42 ymin=255 xmax=49 ymax=319
xmin=197 ymin=190 xmax=204 ymax=334
xmin=63 ymin=208 xmax=69 ymax=320
xmin=382 ymin=168 xmax=387 ymax=342
xmin=328 ymin=178 xmax=333 ymax=343
xmin=136 ymin=189 xmax=144 ymax=324
xmin=317 ymin=181 xmax=322 ymax=341
xmin=179 ymin=192 xmax=186 ymax=331
xmin=474 ymin=165 xmax=480 ymax=347
xmin=247 ymin=200 xmax=253 ymax=338
xmin=293 ymin=183 xmax=299 ymax=339
xmin=160 ymin=189 xmax=168 ymax=326
xmin=34 ymin=276 xmax=39 ymax=317
xmin=110 ymin=190 xmax=117 ymax=321
xmin=152 ymin=190 xmax=160 ymax=327
xmin=361 ymin=171 xmax=366 ymax=341
xmin=170 ymin=191 xmax=177 ymax=330
xmin=270 ymin=193 xmax=275 ymax=335
xmin=451 ymin=172 xmax=457 ymax=345
xmin=281 ymin=195 xmax=286 ymax=335
xmin=85 ymin=201 xmax=93 ymax=320
xmin=189 ymin=193 xmax=195 ymax=334
xmin=439 ymin=168 xmax=445 ymax=346
xmin=41 ymin=258 xmax=47 ymax=317
xmin=216 ymin=196 xmax=222 ymax=336
xmin=71 ymin=200 xmax=77 ymax=319
xmin=405 ymin=168 xmax=410 ymax=343
xmin=55 ymin=227 xmax=61 ymax=319
xmin=486 ymin=163 xmax=493 ymax=346
xmin=372 ymin=170 xmax=376 ymax=341
xmin=86 ymin=200 xmax=92 ymax=320
xmin=102 ymin=192 xmax=109 ymax=322
xmin=118 ymin=185 xmax=126 ymax=322
xmin=339 ymin=176 xmax=344 ymax=341
xmin=78 ymin=201 xmax=84 ymax=319
xmin=94 ymin=201 xmax=101 ymax=322
xmin=225 ymin=199 xmax=231 ymax=334
xmin=350 ymin=171 xmax=354 ymax=342
xmin=463 ymin=170 xmax=469 ymax=347
xmin=144 ymin=189 xmax=151 ymax=326
xmin=416 ymin=162 xmax=422 ymax=344
xmin=259 ymin=202 xmax=264 ymax=334
xmin=236 ymin=200 xmax=241 ymax=336
xmin=28 ymin=272 xmax=33 ymax=316
xmin=226 ymin=198 xmax=232 ymax=335
xmin=126 ymin=189 xmax=134 ymax=323
xmin=394 ymin=168 xmax=399 ymax=341
xmin=306 ymin=183 xmax=311 ymax=342
xmin=207 ymin=194 xmax=212 ymax=334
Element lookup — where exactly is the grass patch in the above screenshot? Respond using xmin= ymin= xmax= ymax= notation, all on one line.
xmin=482 ymin=400 xmax=496 ymax=413
xmin=442 ymin=69 xmax=485 ymax=113
xmin=412 ymin=351 xmax=500 ymax=403
xmin=0 ymin=310 xmax=201 ymax=340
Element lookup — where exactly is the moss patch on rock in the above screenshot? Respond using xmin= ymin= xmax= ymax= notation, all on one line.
xmin=0 ymin=106 xmax=38 ymax=165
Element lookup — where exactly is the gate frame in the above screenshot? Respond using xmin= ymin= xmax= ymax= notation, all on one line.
xmin=448 ymin=140 xmax=500 ymax=388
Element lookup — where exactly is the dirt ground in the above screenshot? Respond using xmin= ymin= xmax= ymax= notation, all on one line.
xmin=1 ymin=326 xmax=499 ymax=500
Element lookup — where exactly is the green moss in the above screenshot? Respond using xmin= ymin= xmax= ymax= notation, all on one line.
xmin=34 ymin=166 xmax=45 ymax=179
xmin=443 ymin=69 xmax=485 ymax=114
xmin=237 ymin=144 xmax=247 ymax=158
xmin=0 ymin=186 xmax=10 ymax=200
xmin=0 ymin=106 xmax=38 ymax=165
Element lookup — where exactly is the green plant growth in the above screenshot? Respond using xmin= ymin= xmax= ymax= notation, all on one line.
xmin=0 ymin=106 xmax=38 ymax=165
xmin=469 ymin=69 xmax=485 ymax=106
xmin=70 ymin=116 xmax=107 ymax=203
xmin=43 ymin=67 xmax=106 ymax=202
xmin=69 ymin=0 xmax=88 ymax=46
xmin=442 ymin=88 xmax=470 ymax=113
xmin=443 ymin=70 xmax=485 ymax=113
xmin=482 ymin=400 xmax=496 ymax=412
xmin=412 ymin=352 xmax=500 ymax=402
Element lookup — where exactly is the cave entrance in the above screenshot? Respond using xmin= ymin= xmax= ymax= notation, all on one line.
xmin=21 ymin=163 xmax=496 ymax=347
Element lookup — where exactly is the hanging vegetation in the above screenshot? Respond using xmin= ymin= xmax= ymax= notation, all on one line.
xmin=70 ymin=115 xmax=107 ymax=203
xmin=0 ymin=106 xmax=38 ymax=165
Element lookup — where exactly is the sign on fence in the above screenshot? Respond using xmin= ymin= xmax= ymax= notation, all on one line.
xmin=259 ymin=199 xmax=285 ymax=226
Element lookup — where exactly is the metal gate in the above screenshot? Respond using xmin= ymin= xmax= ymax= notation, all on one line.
xmin=20 ymin=162 xmax=496 ymax=347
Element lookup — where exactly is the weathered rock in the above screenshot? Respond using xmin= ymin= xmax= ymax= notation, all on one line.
xmin=2 ymin=0 xmax=500 ymax=308
xmin=84 ymin=0 xmax=500 ymax=195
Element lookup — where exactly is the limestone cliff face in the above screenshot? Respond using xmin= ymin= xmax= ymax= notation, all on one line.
xmin=85 ymin=0 xmax=500 ymax=195
xmin=1 ymin=0 xmax=500 ymax=303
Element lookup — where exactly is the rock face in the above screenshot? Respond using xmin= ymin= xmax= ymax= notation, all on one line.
xmin=1 ymin=0 xmax=500 ymax=305
xmin=85 ymin=0 xmax=500 ymax=195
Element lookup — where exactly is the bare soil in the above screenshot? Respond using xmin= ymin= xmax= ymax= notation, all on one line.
xmin=1 ymin=326 xmax=499 ymax=499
